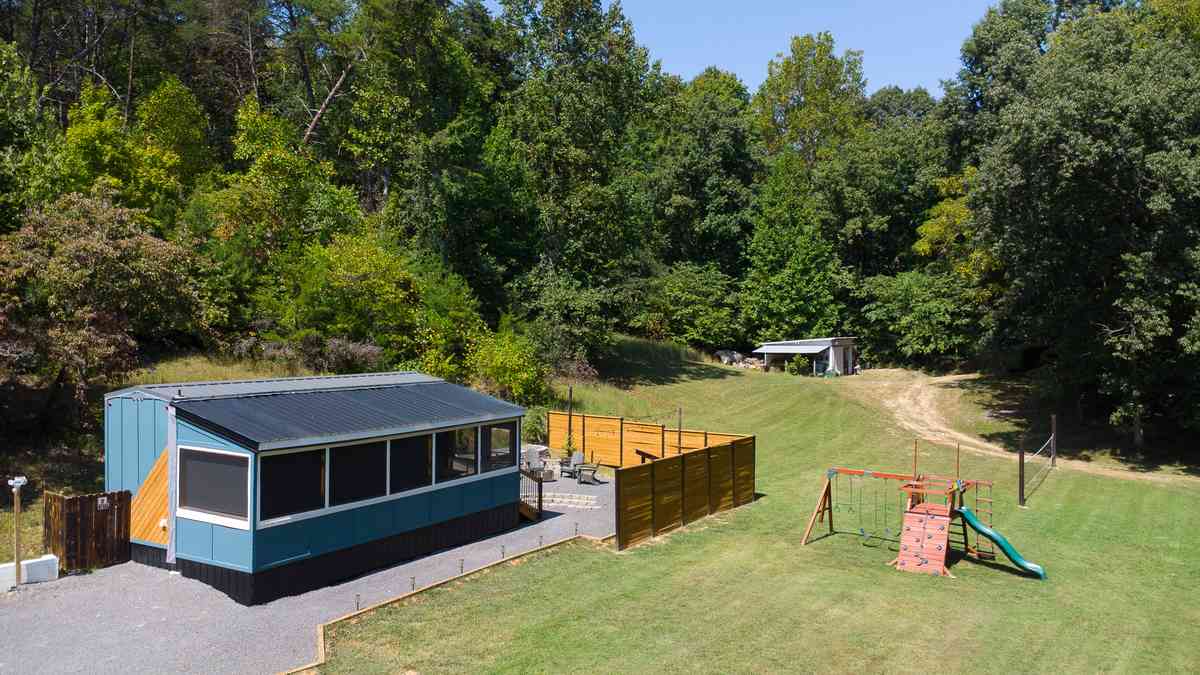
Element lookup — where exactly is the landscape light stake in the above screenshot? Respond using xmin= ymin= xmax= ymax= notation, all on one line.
xmin=410 ymin=576 xmax=416 ymax=592
xmin=355 ymin=593 xmax=360 ymax=611
xmin=501 ymin=545 xmax=505 ymax=559
xmin=8 ymin=476 xmax=26 ymax=588
xmin=460 ymin=559 xmax=464 ymax=575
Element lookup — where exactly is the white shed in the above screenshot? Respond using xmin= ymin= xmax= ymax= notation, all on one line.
xmin=752 ymin=337 xmax=858 ymax=376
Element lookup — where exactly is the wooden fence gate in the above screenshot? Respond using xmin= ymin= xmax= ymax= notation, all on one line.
xmin=43 ymin=490 xmax=132 ymax=573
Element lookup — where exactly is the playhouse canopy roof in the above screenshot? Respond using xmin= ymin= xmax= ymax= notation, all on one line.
xmin=110 ymin=372 xmax=525 ymax=451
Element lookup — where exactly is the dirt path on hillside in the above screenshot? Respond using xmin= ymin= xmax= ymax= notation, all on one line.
xmin=838 ymin=369 xmax=1188 ymax=485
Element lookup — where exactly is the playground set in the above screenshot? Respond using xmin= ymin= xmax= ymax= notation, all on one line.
xmin=801 ymin=444 xmax=1046 ymax=580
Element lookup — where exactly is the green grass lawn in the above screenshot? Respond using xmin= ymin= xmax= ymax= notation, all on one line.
xmin=323 ymin=357 xmax=1200 ymax=673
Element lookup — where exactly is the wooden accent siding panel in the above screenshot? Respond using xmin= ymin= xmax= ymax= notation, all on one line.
xmin=681 ymin=448 xmax=710 ymax=524
xmin=709 ymin=443 xmax=735 ymax=513
xmin=652 ymin=456 xmax=683 ymax=534
xmin=130 ymin=449 xmax=170 ymax=545
xmin=616 ymin=464 xmax=654 ymax=549
xmin=732 ymin=437 xmax=756 ymax=507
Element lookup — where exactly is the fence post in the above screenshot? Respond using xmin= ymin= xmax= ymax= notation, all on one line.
xmin=1051 ymin=414 xmax=1057 ymax=469
xmin=706 ymin=446 xmax=713 ymax=515
xmin=677 ymin=408 xmax=682 ymax=456
xmin=567 ymin=385 xmax=574 ymax=449
xmin=582 ymin=414 xmax=588 ymax=462
xmin=649 ymin=459 xmax=657 ymax=537
xmin=614 ymin=467 xmax=622 ymax=548
xmin=1018 ymin=436 xmax=1026 ymax=507
xmin=618 ymin=418 xmax=625 ymax=467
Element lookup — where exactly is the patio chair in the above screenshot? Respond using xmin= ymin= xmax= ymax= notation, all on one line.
xmin=577 ymin=463 xmax=601 ymax=485
xmin=560 ymin=451 xmax=584 ymax=479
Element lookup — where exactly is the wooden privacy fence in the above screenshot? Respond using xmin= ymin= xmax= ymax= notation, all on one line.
xmin=43 ymin=490 xmax=131 ymax=573
xmin=547 ymin=411 xmax=745 ymax=468
xmin=615 ymin=435 xmax=756 ymax=550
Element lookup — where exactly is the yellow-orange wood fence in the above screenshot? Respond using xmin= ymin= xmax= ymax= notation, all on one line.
xmin=614 ymin=436 xmax=756 ymax=550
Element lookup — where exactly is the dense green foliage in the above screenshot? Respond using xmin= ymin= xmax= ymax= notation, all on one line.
xmin=0 ymin=0 xmax=1197 ymax=446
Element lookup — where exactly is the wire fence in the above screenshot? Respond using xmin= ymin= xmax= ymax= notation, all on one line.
xmin=1019 ymin=415 xmax=1057 ymax=506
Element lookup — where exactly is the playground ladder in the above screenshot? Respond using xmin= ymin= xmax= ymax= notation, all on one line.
xmin=971 ymin=483 xmax=996 ymax=560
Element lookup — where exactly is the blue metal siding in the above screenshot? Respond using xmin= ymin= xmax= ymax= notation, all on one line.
xmin=173 ymin=419 xmax=257 ymax=571
xmin=104 ymin=399 xmax=121 ymax=492
xmin=175 ymin=517 xmax=252 ymax=572
xmin=104 ymin=396 xmax=169 ymax=494
xmin=254 ymin=472 xmax=518 ymax=572
xmin=177 ymin=418 xmax=250 ymax=453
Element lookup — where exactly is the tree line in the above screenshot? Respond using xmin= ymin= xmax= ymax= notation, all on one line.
xmin=0 ymin=0 xmax=1197 ymax=447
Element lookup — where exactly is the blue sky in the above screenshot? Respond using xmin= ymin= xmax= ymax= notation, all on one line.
xmin=487 ymin=1 xmax=998 ymax=95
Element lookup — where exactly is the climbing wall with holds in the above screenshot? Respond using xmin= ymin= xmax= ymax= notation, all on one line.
xmin=892 ymin=503 xmax=951 ymax=576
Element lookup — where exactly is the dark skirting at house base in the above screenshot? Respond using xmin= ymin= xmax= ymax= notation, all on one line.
xmin=131 ymin=502 xmax=519 ymax=605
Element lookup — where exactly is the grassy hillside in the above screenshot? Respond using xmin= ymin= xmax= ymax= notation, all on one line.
xmin=322 ymin=352 xmax=1200 ymax=673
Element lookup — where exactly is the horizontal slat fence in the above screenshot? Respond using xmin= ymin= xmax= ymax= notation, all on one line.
xmin=43 ymin=490 xmax=132 ymax=573
xmin=547 ymin=411 xmax=750 ymax=468
xmin=615 ymin=436 xmax=756 ymax=550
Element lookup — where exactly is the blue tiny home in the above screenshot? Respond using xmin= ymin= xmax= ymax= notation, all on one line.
xmin=105 ymin=372 xmax=524 ymax=604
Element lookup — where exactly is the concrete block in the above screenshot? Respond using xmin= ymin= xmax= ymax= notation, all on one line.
xmin=1 ymin=554 xmax=60 ymax=589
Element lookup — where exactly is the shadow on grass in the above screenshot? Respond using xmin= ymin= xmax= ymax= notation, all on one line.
xmin=593 ymin=336 xmax=740 ymax=389
xmin=932 ymin=374 xmax=1200 ymax=477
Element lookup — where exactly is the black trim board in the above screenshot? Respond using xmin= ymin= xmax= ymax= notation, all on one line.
xmin=131 ymin=542 xmax=176 ymax=571
xmin=159 ymin=502 xmax=519 ymax=605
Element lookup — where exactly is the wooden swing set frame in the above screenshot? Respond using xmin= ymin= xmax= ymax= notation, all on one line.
xmin=801 ymin=441 xmax=994 ymax=564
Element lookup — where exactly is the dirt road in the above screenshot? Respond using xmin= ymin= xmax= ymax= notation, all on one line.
xmin=837 ymin=369 xmax=1187 ymax=484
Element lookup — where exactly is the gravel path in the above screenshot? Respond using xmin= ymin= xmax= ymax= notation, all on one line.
xmin=0 ymin=479 xmax=613 ymax=675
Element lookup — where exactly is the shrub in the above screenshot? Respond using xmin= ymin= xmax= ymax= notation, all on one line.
xmin=467 ymin=331 xmax=551 ymax=407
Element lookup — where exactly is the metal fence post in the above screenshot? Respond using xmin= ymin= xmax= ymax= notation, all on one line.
xmin=1051 ymin=414 xmax=1057 ymax=469
xmin=1018 ymin=437 xmax=1026 ymax=507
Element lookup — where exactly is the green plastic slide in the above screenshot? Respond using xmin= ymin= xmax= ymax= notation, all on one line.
xmin=957 ymin=506 xmax=1047 ymax=580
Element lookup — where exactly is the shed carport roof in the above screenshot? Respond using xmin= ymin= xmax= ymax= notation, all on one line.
xmin=160 ymin=374 xmax=525 ymax=452
xmin=752 ymin=344 xmax=829 ymax=355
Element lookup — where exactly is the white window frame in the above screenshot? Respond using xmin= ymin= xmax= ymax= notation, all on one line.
xmin=481 ymin=420 xmax=519 ymax=473
xmin=176 ymin=444 xmax=252 ymax=531
xmin=255 ymin=419 xmax=521 ymax=530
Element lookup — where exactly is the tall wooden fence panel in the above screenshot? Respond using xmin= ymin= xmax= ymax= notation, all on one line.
xmin=615 ymin=436 xmax=756 ymax=550
xmin=733 ymin=437 xmax=756 ymax=507
xmin=708 ymin=442 xmax=735 ymax=512
xmin=43 ymin=490 xmax=131 ymax=573
xmin=616 ymin=464 xmax=655 ymax=549
xmin=652 ymin=455 xmax=683 ymax=535
xmin=547 ymin=411 xmax=752 ymax=468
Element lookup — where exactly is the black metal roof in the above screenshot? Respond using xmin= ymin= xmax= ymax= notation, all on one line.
xmin=170 ymin=376 xmax=524 ymax=451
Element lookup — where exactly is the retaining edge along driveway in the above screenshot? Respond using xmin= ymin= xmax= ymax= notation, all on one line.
xmin=283 ymin=532 xmax=615 ymax=674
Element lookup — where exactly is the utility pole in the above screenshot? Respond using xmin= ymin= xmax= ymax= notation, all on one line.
xmin=9 ymin=476 xmax=27 ymax=588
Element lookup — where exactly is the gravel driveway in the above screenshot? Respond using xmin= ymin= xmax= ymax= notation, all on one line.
xmin=0 ymin=480 xmax=613 ymax=675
